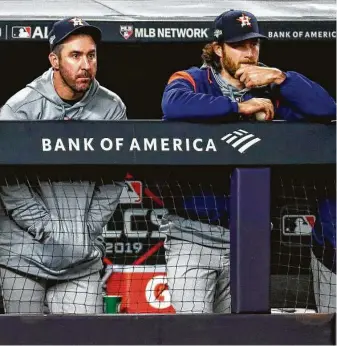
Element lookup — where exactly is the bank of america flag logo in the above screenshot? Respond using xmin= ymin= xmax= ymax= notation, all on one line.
xmin=221 ymin=129 xmax=261 ymax=154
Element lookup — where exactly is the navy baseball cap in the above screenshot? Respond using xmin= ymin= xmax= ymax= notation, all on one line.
xmin=212 ymin=10 xmax=267 ymax=43
xmin=48 ymin=17 xmax=102 ymax=51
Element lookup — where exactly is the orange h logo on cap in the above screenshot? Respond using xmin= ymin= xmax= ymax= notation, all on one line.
xmin=236 ymin=14 xmax=252 ymax=27
xmin=69 ymin=18 xmax=84 ymax=27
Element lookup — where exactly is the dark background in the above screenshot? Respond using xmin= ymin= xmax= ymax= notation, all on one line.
xmin=1 ymin=40 xmax=335 ymax=118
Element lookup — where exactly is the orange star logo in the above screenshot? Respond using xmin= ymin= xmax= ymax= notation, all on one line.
xmin=69 ymin=18 xmax=84 ymax=27
xmin=236 ymin=14 xmax=252 ymax=27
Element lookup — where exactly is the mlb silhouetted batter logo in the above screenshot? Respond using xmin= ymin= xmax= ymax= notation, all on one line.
xmin=12 ymin=26 xmax=31 ymax=38
xmin=119 ymin=181 xmax=143 ymax=204
xmin=282 ymin=215 xmax=316 ymax=236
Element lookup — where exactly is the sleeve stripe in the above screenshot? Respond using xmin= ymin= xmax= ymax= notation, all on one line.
xmin=167 ymin=71 xmax=197 ymax=92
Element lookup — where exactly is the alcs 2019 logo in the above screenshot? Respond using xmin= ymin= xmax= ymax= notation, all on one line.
xmin=103 ymin=179 xmax=168 ymax=258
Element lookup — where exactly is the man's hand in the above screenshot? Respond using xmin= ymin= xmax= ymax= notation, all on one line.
xmin=235 ymin=65 xmax=286 ymax=88
xmin=238 ymin=98 xmax=275 ymax=120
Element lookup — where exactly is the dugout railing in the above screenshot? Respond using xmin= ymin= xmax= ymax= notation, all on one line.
xmin=0 ymin=120 xmax=335 ymax=345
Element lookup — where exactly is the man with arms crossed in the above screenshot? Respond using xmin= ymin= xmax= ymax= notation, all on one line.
xmin=161 ymin=9 xmax=336 ymax=313
xmin=0 ymin=17 xmax=126 ymax=314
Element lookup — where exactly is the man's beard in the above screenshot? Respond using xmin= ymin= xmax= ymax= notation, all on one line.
xmin=59 ymin=67 xmax=92 ymax=94
xmin=222 ymin=55 xmax=257 ymax=77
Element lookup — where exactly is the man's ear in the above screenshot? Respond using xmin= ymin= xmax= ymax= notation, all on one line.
xmin=49 ymin=52 xmax=59 ymax=70
xmin=213 ymin=43 xmax=224 ymax=59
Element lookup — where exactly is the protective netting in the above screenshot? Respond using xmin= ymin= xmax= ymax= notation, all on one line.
xmin=0 ymin=174 xmax=125 ymax=314
xmin=0 ymin=165 xmax=335 ymax=314
xmin=104 ymin=168 xmax=232 ymax=314
xmin=270 ymin=166 xmax=336 ymax=313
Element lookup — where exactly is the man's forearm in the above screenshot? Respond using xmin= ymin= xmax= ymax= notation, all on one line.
xmin=0 ymin=184 xmax=58 ymax=240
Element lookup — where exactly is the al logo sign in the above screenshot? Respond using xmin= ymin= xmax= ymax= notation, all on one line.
xmin=145 ymin=275 xmax=172 ymax=310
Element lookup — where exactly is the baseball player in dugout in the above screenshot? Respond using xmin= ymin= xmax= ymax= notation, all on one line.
xmin=0 ymin=17 xmax=127 ymax=314
xmin=160 ymin=10 xmax=336 ymax=314
xmin=162 ymin=10 xmax=336 ymax=122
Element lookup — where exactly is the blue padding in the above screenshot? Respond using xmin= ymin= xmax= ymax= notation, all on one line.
xmin=312 ymin=199 xmax=336 ymax=247
xmin=183 ymin=196 xmax=230 ymax=222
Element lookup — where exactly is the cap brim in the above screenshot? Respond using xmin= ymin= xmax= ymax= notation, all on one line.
xmin=224 ymin=32 xmax=268 ymax=43
xmin=56 ymin=25 xmax=102 ymax=47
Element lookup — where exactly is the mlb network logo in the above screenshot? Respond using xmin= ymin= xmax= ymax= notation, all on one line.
xmin=282 ymin=214 xmax=316 ymax=236
xmin=119 ymin=181 xmax=142 ymax=204
xmin=12 ymin=26 xmax=31 ymax=38
xmin=120 ymin=25 xmax=134 ymax=40
xmin=221 ymin=129 xmax=261 ymax=154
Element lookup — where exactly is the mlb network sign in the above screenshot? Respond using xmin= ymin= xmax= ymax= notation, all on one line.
xmin=120 ymin=24 xmax=208 ymax=40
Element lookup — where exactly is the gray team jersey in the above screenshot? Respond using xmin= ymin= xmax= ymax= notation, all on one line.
xmin=160 ymin=214 xmax=230 ymax=250
xmin=0 ymin=68 xmax=126 ymax=279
